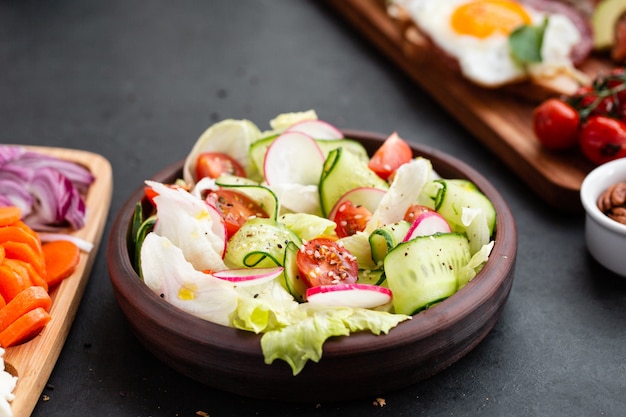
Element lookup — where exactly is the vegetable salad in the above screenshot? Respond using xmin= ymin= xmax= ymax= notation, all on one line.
xmin=132 ymin=111 xmax=495 ymax=374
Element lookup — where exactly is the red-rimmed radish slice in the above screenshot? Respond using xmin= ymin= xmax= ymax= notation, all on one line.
xmin=305 ymin=283 xmax=392 ymax=308
xmin=327 ymin=187 xmax=386 ymax=221
xmin=403 ymin=211 xmax=451 ymax=241
xmin=285 ymin=119 xmax=343 ymax=140
xmin=212 ymin=266 xmax=284 ymax=286
xmin=263 ymin=132 xmax=325 ymax=186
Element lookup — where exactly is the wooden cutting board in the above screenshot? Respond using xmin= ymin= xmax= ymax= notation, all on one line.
xmin=323 ymin=0 xmax=615 ymax=212
xmin=3 ymin=146 xmax=112 ymax=417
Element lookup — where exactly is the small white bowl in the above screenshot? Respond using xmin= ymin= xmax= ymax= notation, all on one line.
xmin=580 ymin=158 xmax=626 ymax=277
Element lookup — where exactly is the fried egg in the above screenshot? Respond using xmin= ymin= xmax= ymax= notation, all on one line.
xmin=393 ymin=0 xmax=582 ymax=87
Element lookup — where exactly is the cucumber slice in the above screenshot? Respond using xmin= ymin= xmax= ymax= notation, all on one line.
xmin=357 ymin=269 xmax=386 ymax=286
xmin=249 ymin=135 xmax=278 ymax=177
xmin=319 ymin=147 xmax=388 ymax=217
xmin=369 ymin=220 xmax=411 ymax=265
xmin=282 ymin=241 xmax=308 ymax=302
xmin=384 ymin=232 xmax=471 ymax=315
xmin=422 ymin=179 xmax=496 ymax=236
xmin=224 ymin=218 xmax=302 ymax=269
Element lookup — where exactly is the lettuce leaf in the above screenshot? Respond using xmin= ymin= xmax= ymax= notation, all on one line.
xmin=260 ymin=305 xmax=410 ymax=375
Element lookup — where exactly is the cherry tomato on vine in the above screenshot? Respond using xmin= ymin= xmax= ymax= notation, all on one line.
xmin=333 ymin=201 xmax=372 ymax=238
xmin=196 ymin=152 xmax=246 ymax=180
xmin=368 ymin=132 xmax=413 ymax=180
xmin=579 ymin=116 xmax=626 ymax=165
xmin=572 ymin=86 xmax=618 ymax=118
xmin=206 ymin=188 xmax=268 ymax=238
xmin=532 ymin=98 xmax=580 ymax=150
xmin=296 ymin=238 xmax=358 ymax=287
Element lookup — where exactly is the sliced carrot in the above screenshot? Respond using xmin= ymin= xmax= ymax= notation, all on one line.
xmin=7 ymin=258 xmax=47 ymax=292
xmin=0 ymin=286 xmax=51 ymax=333
xmin=0 ymin=207 xmax=21 ymax=227
xmin=0 ymin=245 xmax=4 ymax=264
xmin=0 ymin=294 xmax=5 ymax=310
xmin=2 ymin=241 xmax=46 ymax=276
xmin=0 ymin=226 xmax=43 ymax=257
xmin=42 ymin=240 xmax=81 ymax=287
xmin=0 ymin=264 xmax=30 ymax=303
xmin=12 ymin=220 xmax=41 ymax=242
xmin=0 ymin=307 xmax=51 ymax=347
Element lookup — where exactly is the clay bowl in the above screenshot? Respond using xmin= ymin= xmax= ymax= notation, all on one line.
xmin=107 ymin=130 xmax=517 ymax=403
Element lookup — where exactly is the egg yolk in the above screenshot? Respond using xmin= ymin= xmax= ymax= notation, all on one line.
xmin=451 ymin=0 xmax=532 ymax=38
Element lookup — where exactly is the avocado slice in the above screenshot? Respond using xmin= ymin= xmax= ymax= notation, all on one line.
xmin=592 ymin=0 xmax=626 ymax=50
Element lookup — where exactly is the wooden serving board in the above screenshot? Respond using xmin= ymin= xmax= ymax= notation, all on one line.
xmin=322 ymin=0 xmax=615 ymax=212
xmin=3 ymin=146 xmax=113 ymax=417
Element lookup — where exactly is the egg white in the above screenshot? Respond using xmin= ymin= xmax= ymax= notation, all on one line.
xmin=394 ymin=0 xmax=581 ymax=87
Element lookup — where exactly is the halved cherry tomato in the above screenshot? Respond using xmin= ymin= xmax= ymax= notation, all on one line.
xmin=533 ymin=98 xmax=580 ymax=150
xmin=296 ymin=238 xmax=358 ymax=287
xmin=403 ymin=204 xmax=435 ymax=223
xmin=206 ymin=189 xmax=268 ymax=238
xmin=579 ymin=116 xmax=626 ymax=165
xmin=333 ymin=201 xmax=372 ymax=238
xmin=196 ymin=152 xmax=246 ymax=180
xmin=367 ymin=132 xmax=413 ymax=180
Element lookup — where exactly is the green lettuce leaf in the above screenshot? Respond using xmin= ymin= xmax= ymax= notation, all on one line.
xmin=260 ymin=305 xmax=410 ymax=375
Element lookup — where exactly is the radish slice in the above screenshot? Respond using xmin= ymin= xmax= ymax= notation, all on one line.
xmin=305 ymin=284 xmax=392 ymax=309
xmin=263 ymin=132 xmax=325 ymax=186
xmin=403 ymin=211 xmax=451 ymax=241
xmin=285 ymin=119 xmax=344 ymax=140
xmin=213 ymin=266 xmax=284 ymax=286
xmin=327 ymin=187 xmax=386 ymax=221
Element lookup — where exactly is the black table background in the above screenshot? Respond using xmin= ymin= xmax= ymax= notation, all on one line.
xmin=1 ymin=1 xmax=625 ymax=416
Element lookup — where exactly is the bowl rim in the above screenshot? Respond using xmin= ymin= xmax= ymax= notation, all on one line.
xmin=108 ymin=129 xmax=518 ymax=360
xmin=580 ymin=157 xmax=626 ymax=235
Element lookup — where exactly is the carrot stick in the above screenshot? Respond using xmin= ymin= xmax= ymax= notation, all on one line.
xmin=0 ymin=207 xmax=21 ymax=227
xmin=0 ymin=307 xmax=51 ymax=347
xmin=0 ymin=245 xmax=4 ymax=264
xmin=0 ymin=294 xmax=5 ymax=310
xmin=0 ymin=264 xmax=30 ymax=303
xmin=42 ymin=240 xmax=81 ymax=287
xmin=2 ymin=241 xmax=46 ymax=276
xmin=0 ymin=286 xmax=51 ymax=333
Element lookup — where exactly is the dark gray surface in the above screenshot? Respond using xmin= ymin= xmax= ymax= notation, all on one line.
xmin=1 ymin=1 xmax=625 ymax=416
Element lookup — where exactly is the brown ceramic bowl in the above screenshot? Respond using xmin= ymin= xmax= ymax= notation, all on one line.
xmin=107 ymin=130 xmax=517 ymax=403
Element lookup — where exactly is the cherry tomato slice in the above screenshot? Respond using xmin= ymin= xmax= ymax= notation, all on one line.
xmin=196 ymin=152 xmax=246 ymax=180
xmin=579 ymin=116 xmax=626 ymax=165
xmin=368 ymin=132 xmax=413 ymax=180
xmin=403 ymin=204 xmax=435 ymax=223
xmin=532 ymin=98 xmax=580 ymax=150
xmin=206 ymin=189 xmax=268 ymax=238
xmin=333 ymin=201 xmax=372 ymax=238
xmin=296 ymin=238 xmax=358 ymax=287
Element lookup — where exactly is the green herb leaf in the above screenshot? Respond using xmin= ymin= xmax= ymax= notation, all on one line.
xmin=509 ymin=17 xmax=549 ymax=64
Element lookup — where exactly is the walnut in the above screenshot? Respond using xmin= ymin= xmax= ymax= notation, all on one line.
xmin=597 ymin=182 xmax=626 ymax=225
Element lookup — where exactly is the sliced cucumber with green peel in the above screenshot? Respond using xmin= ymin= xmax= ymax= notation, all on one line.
xmin=384 ymin=232 xmax=471 ymax=315
xmin=249 ymin=135 xmax=278 ymax=176
xmin=357 ymin=268 xmax=386 ymax=286
xmin=369 ymin=220 xmax=411 ymax=265
xmin=224 ymin=218 xmax=301 ymax=269
xmin=282 ymin=241 xmax=308 ymax=302
xmin=319 ymin=147 xmax=388 ymax=217
xmin=421 ymin=179 xmax=496 ymax=236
